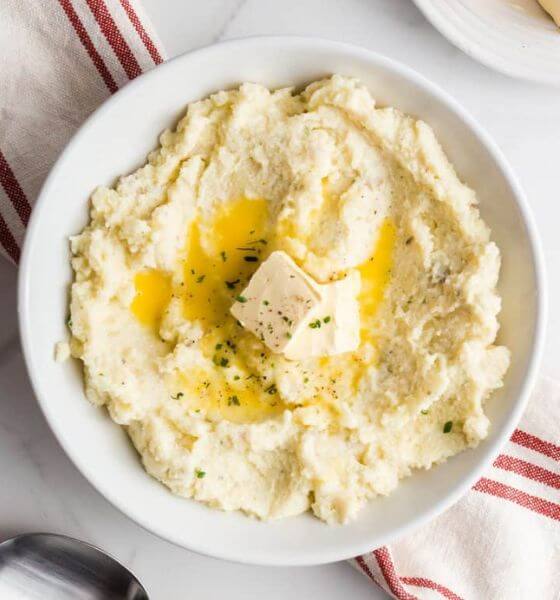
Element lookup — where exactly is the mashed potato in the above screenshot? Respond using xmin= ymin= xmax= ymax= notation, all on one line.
xmin=67 ymin=76 xmax=509 ymax=524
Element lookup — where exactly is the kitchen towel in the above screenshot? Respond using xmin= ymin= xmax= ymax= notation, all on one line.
xmin=0 ymin=0 xmax=164 ymax=263
xmin=353 ymin=376 xmax=560 ymax=599
xmin=1 ymin=3 xmax=559 ymax=599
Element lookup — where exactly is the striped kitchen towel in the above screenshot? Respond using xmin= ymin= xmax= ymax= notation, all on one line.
xmin=0 ymin=0 xmax=164 ymax=263
xmin=1 ymin=4 xmax=559 ymax=599
xmin=353 ymin=375 xmax=560 ymax=599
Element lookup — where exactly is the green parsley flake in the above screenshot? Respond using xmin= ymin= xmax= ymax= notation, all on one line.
xmin=171 ymin=392 xmax=184 ymax=400
xmin=265 ymin=384 xmax=277 ymax=395
xmin=228 ymin=395 xmax=240 ymax=406
xmin=443 ymin=421 xmax=453 ymax=433
xmin=196 ymin=275 xmax=205 ymax=283
xmin=220 ymin=251 xmax=227 ymax=262
xmin=215 ymin=343 xmax=223 ymax=350
xmin=235 ymin=295 xmax=247 ymax=303
xmin=309 ymin=319 xmax=322 ymax=329
xmin=323 ymin=316 xmax=331 ymax=323
xmin=220 ymin=357 xmax=229 ymax=368
xmin=263 ymin=300 xmax=269 ymax=306
xmin=420 ymin=409 xmax=429 ymax=415
xmin=195 ymin=470 xmax=206 ymax=479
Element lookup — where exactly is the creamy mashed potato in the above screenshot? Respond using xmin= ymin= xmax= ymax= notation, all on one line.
xmin=68 ymin=76 xmax=509 ymax=524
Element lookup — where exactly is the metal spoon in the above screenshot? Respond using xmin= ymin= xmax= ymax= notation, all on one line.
xmin=0 ymin=533 xmax=148 ymax=599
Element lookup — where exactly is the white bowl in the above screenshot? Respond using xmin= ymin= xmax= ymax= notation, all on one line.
xmin=412 ymin=0 xmax=560 ymax=86
xmin=18 ymin=37 xmax=546 ymax=566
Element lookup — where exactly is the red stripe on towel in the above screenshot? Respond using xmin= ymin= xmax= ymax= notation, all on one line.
xmin=401 ymin=576 xmax=464 ymax=600
xmin=474 ymin=477 xmax=560 ymax=521
xmin=355 ymin=556 xmax=382 ymax=587
xmin=85 ymin=0 xmax=142 ymax=80
xmin=511 ymin=429 xmax=560 ymax=462
xmin=0 ymin=151 xmax=31 ymax=226
xmin=118 ymin=0 xmax=163 ymax=65
xmin=373 ymin=547 xmax=418 ymax=600
xmin=494 ymin=454 xmax=560 ymax=490
xmin=57 ymin=0 xmax=118 ymax=93
xmin=0 ymin=212 xmax=20 ymax=263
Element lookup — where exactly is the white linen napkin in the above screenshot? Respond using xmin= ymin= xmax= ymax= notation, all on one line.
xmin=1 ymin=4 xmax=558 ymax=598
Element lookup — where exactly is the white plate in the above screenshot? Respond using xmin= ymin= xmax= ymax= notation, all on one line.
xmin=413 ymin=0 xmax=560 ymax=86
xmin=18 ymin=37 xmax=546 ymax=566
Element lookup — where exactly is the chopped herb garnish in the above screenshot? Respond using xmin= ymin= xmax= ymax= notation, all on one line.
xmin=227 ymin=395 xmax=240 ymax=406
xmin=244 ymin=255 xmax=258 ymax=262
xmin=171 ymin=392 xmax=184 ymax=400
xmin=226 ymin=279 xmax=240 ymax=289
xmin=265 ymin=384 xmax=277 ymax=395
xmin=219 ymin=357 xmax=229 ymax=367
xmin=285 ymin=332 xmax=292 ymax=339
xmin=215 ymin=343 xmax=223 ymax=350
xmin=405 ymin=237 xmax=413 ymax=245
xmin=220 ymin=250 xmax=227 ymax=262
xmin=323 ymin=316 xmax=331 ymax=324
xmin=195 ymin=470 xmax=206 ymax=479
xmin=420 ymin=409 xmax=429 ymax=415
xmin=196 ymin=275 xmax=205 ymax=283
xmin=443 ymin=421 xmax=453 ymax=433
xmin=234 ymin=375 xmax=240 ymax=380
xmin=67 ymin=317 xmax=73 ymax=328
xmin=263 ymin=300 xmax=269 ymax=306
xmin=309 ymin=319 xmax=322 ymax=329
xmin=235 ymin=295 xmax=247 ymax=303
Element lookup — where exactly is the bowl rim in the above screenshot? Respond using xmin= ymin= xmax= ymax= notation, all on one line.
xmin=411 ymin=0 xmax=560 ymax=87
xmin=17 ymin=35 xmax=548 ymax=566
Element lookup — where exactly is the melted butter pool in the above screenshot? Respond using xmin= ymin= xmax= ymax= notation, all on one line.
xmin=132 ymin=197 xmax=286 ymax=423
xmin=182 ymin=197 xmax=271 ymax=326
xmin=130 ymin=270 xmax=171 ymax=330
xmin=131 ymin=196 xmax=396 ymax=424
xmin=358 ymin=218 xmax=396 ymax=341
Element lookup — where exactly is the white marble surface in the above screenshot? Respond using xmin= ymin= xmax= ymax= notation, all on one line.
xmin=2 ymin=0 xmax=559 ymax=598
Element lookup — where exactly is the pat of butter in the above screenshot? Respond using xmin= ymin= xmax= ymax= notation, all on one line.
xmin=231 ymin=251 xmax=361 ymax=359
xmin=284 ymin=271 xmax=361 ymax=361
xmin=231 ymin=251 xmax=323 ymax=354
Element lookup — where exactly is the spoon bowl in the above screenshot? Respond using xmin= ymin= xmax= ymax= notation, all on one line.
xmin=0 ymin=533 xmax=148 ymax=599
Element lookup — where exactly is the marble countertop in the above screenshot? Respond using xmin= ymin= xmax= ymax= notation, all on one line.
xmin=1 ymin=0 xmax=559 ymax=598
